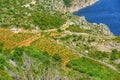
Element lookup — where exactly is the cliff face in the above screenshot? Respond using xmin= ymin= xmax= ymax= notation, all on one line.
xmin=99 ymin=23 xmax=113 ymax=36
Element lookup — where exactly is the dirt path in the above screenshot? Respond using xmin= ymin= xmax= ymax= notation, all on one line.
xmin=12 ymin=34 xmax=41 ymax=49
xmin=42 ymin=20 xmax=71 ymax=32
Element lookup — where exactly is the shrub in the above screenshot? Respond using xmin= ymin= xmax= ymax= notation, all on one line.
xmin=66 ymin=62 xmax=72 ymax=68
xmin=110 ymin=49 xmax=120 ymax=60
xmin=57 ymin=29 xmax=63 ymax=32
xmin=32 ymin=12 xmax=66 ymax=30
xmin=52 ymin=53 xmax=62 ymax=62
xmin=0 ymin=42 xmax=4 ymax=52
xmin=88 ymin=51 xmax=109 ymax=60
xmin=66 ymin=25 xmax=92 ymax=33
xmin=0 ymin=56 xmax=6 ymax=70
xmin=63 ymin=0 xmax=72 ymax=7
xmin=79 ymin=69 xmax=86 ymax=73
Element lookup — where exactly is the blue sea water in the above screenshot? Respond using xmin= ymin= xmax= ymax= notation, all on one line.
xmin=74 ymin=0 xmax=120 ymax=36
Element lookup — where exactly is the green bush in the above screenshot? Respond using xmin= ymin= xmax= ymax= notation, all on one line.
xmin=52 ymin=53 xmax=62 ymax=62
xmin=60 ymin=35 xmax=71 ymax=40
xmin=66 ymin=25 xmax=92 ymax=33
xmin=0 ymin=56 xmax=6 ymax=70
xmin=88 ymin=51 xmax=109 ymax=60
xmin=57 ymin=29 xmax=63 ymax=32
xmin=113 ymin=36 xmax=120 ymax=43
xmin=110 ymin=49 xmax=120 ymax=60
xmin=63 ymin=0 xmax=72 ymax=7
xmin=66 ymin=62 xmax=72 ymax=68
xmin=0 ymin=42 xmax=4 ymax=52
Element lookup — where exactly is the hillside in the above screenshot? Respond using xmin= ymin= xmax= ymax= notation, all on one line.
xmin=0 ymin=0 xmax=120 ymax=80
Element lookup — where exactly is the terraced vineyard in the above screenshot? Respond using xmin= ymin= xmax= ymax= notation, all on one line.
xmin=31 ymin=37 xmax=79 ymax=65
xmin=0 ymin=28 xmax=35 ymax=49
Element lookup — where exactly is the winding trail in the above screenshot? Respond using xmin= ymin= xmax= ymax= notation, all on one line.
xmin=11 ymin=20 xmax=70 ymax=49
xmin=12 ymin=34 xmax=41 ymax=49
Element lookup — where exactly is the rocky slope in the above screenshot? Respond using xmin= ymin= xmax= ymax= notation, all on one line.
xmin=40 ymin=0 xmax=112 ymax=36
xmin=64 ymin=0 xmax=99 ymax=12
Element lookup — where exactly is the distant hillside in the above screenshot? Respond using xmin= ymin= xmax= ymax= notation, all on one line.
xmin=0 ymin=0 xmax=97 ymax=29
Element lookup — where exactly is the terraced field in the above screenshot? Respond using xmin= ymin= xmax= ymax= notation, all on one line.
xmin=0 ymin=28 xmax=35 ymax=49
xmin=31 ymin=36 xmax=79 ymax=66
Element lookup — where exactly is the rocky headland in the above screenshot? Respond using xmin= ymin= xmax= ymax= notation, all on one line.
xmin=66 ymin=0 xmax=99 ymax=12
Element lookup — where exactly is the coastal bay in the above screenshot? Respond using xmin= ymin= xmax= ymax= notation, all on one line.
xmin=74 ymin=0 xmax=120 ymax=36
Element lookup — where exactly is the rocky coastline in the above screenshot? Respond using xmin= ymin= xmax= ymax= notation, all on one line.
xmin=68 ymin=0 xmax=113 ymax=36
xmin=68 ymin=0 xmax=99 ymax=12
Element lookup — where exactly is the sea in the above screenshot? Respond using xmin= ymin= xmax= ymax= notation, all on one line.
xmin=74 ymin=0 xmax=120 ymax=36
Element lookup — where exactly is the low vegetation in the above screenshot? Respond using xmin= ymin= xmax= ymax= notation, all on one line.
xmin=0 ymin=46 xmax=64 ymax=80
xmin=66 ymin=25 xmax=92 ymax=33
xmin=32 ymin=12 xmax=66 ymax=30
xmin=66 ymin=58 xmax=120 ymax=80
xmin=0 ymin=0 xmax=66 ymax=30
xmin=110 ymin=49 xmax=120 ymax=60
xmin=113 ymin=36 xmax=120 ymax=43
